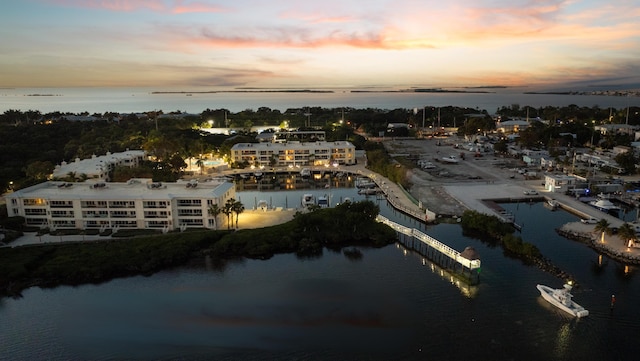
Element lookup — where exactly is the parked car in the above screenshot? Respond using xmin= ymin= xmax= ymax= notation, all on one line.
xmin=581 ymin=217 xmax=599 ymax=224
xmin=523 ymin=190 xmax=538 ymax=195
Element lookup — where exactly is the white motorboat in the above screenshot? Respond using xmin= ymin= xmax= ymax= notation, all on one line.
xmin=546 ymin=199 xmax=559 ymax=210
xmin=355 ymin=177 xmax=376 ymax=189
xmin=317 ymin=195 xmax=329 ymax=208
xmin=257 ymin=199 xmax=269 ymax=211
xmin=589 ymin=199 xmax=621 ymax=214
xmin=441 ymin=155 xmax=459 ymax=164
xmin=302 ymin=193 xmax=315 ymax=207
xmin=358 ymin=188 xmax=380 ymax=195
xmin=537 ymin=283 xmax=589 ymax=318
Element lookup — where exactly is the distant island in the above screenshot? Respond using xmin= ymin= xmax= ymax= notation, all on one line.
xmin=152 ymin=86 xmax=510 ymax=95
xmin=152 ymin=89 xmax=334 ymax=94
xmin=525 ymin=90 xmax=639 ymax=97
xmin=351 ymin=88 xmax=495 ymax=94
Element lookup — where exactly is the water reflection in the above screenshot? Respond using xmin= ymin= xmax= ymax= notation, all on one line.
xmin=234 ymin=171 xmax=355 ymax=192
xmin=553 ymin=322 xmax=575 ymax=360
xmin=591 ymin=254 xmax=608 ymax=275
xmin=203 ymin=255 xmax=246 ymax=273
xmin=616 ymin=263 xmax=636 ymax=279
xmin=395 ymin=244 xmax=479 ymax=298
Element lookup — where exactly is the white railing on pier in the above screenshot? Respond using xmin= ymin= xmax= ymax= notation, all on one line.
xmin=361 ymin=171 xmax=436 ymax=222
xmin=377 ymin=215 xmax=481 ymax=270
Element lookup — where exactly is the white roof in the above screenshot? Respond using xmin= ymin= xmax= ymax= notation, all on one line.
xmin=53 ymin=150 xmax=146 ymax=179
xmin=8 ymin=179 xmax=233 ymax=201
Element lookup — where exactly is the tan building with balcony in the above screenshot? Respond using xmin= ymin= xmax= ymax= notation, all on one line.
xmin=230 ymin=141 xmax=356 ymax=167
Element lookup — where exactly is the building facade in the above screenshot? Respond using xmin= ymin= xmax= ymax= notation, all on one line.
xmin=5 ymin=179 xmax=235 ymax=232
xmin=544 ymin=174 xmax=577 ymax=193
xmin=230 ymin=141 xmax=356 ymax=167
xmin=52 ymin=150 xmax=147 ymax=181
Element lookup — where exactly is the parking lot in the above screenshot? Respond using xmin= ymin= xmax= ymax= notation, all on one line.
xmin=383 ymin=136 xmax=541 ymax=216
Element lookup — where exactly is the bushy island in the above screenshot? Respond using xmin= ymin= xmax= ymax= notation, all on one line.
xmin=0 ymin=201 xmax=396 ymax=297
xmin=460 ymin=210 xmax=575 ymax=281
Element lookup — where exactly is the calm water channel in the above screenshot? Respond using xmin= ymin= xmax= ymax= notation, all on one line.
xmin=1 ymin=189 xmax=639 ymax=360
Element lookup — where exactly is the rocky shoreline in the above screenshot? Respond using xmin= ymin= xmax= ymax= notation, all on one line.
xmin=556 ymin=225 xmax=640 ymax=265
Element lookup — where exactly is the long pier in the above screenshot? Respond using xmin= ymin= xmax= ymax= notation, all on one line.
xmin=377 ymin=215 xmax=481 ymax=284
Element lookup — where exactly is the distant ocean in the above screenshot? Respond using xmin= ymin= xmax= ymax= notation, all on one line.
xmin=1 ymin=87 xmax=639 ymax=114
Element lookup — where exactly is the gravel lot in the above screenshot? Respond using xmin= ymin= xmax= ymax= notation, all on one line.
xmin=383 ymin=136 xmax=537 ymax=217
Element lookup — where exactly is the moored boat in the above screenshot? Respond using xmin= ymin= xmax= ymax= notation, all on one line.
xmin=537 ymin=283 xmax=589 ymax=318
xmin=317 ymin=195 xmax=329 ymax=208
xmin=546 ymin=199 xmax=559 ymax=210
xmin=589 ymin=198 xmax=621 ymax=215
xmin=358 ymin=187 xmax=380 ymax=195
xmin=257 ymin=199 xmax=269 ymax=211
xmin=355 ymin=177 xmax=376 ymax=189
xmin=302 ymin=193 xmax=315 ymax=207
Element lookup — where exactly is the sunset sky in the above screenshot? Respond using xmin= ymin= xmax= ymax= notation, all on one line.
xmin=2 ymin=0 xmax=639 ymax=89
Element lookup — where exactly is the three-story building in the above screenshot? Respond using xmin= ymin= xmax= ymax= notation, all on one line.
xmin=5 ymin=179 xmax=235 ymax=232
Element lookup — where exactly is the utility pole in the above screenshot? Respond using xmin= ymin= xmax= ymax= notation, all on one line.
xmin=625 ymin=93 xmax=630 ymax=125
xmin=304 ymin=107 xmax=311 ymax=128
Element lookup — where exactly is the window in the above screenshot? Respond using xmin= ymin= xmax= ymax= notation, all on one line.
xmin=109 ymin=200 xmax=135 ymax=208
xmin=144 ymin=211 xmax=168 ymax=218
xmin=82 ymin=200 xmax=107 ymax=208
xmin=83 ymin=210 xmax=108 ymax=218
xmin=178 ymin=209 xmax=202 ymax=216
xmin=177 ymin=199 xmax=202 ymax=207
xmin=179 ymin=219 xmax=203 ymax=226
xmin=148 ymin=220 xmax=169 ymax=228
xmin=26 ymin=218 xmax=47 ymax=226
xmin=143 ymin=201 xmax=169 ymax=208
xmin=51 ymin=210 xmax=74 ymax=218
xmin=25 ymin=209 xmax=47 ymax=215
xmin=50 ymin=200 xmax=73 ymax=208
xmin=112 ymin=220 xmax=137 ymax=228
xmin=110 ymin=210 xmax=136 ymax=218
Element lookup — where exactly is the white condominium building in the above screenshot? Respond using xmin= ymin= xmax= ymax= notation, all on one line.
xmin=5 ymin=179 xmax=235 ymax=232
xmin=52 ymin=150 xmax=147 ymax=181
xmin=230 ymin=141 xmax=356 ymax=167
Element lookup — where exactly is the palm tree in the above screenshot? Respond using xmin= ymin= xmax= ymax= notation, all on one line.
xmin=617 ymin=223 xmax=637 ymax=248
xmin=196 ymin=158 xmax=205 ymax=175
xmin=223 ymin=198 xmax=235 ymax=229
xmin=207 ymin=204 xmax=221 ymax=230
xmin=232 ymin=200 xmax=245 ymax=228
xmin=594 ymin=219 xmax=610 ymax=244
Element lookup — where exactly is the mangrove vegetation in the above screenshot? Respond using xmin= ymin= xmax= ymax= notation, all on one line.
xmin=0 ymin=200 xmax=396 ymax=297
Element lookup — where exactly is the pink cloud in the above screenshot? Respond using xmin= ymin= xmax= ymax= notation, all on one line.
xmin=279 ymin=10 xmax=358 ymax=25
xmin=44 ymin=0 xmax=225 ymax=13
xmin=165 ymin=24 xmax=436 ymax=51
xmin=172 ymin=0 xmax=226 ymax=14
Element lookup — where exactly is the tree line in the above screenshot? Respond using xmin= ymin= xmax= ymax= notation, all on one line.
xmin=1 ymin=103 xmax=638 ymax=192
